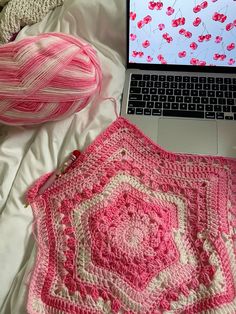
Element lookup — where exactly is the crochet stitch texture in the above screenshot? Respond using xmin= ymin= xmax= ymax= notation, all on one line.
xmin=27 ymin=117 xmax=236 ymax=314
xmin=0 ymin=0 xmax=63 ymax=44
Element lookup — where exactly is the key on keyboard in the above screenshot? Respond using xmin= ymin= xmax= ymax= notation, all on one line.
xmin=128 ymin=74 xmax=236 ymax=120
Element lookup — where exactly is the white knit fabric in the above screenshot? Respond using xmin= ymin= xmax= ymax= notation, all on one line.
xmin=0 ymin=0 xmax=10 ymax=7
xmin=0 ymin=0 xmax=64 ymax=43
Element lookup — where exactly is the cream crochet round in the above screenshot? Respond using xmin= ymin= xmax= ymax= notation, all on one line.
xmin=0 ymin=0 xmax=63 ymax=43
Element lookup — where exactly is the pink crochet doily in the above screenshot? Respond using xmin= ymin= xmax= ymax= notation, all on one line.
xmin=27 ymin=117 xmax=236 ymax=314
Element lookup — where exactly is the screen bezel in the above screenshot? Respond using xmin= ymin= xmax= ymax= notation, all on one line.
xmin=126 ymin=0 xmax=236 ymax=74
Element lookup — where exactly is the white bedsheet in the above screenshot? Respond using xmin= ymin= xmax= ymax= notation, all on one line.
xmin=0 ymin=1 xmax=126 ymax=312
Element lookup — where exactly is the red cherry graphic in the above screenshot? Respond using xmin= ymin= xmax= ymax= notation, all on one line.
xmin=138 ymin=52 xmax=144 ymax=57
xmin=161 ymin=59 xmax=167 ymax=64
xmin=185 ymin=31 xmax=192 ymax=38
xmin=198 ymin=35 xmax=205 ymax=42
xmin=190 ymin=58 xmax=198 ymax=65
xmin=156 ymin=2 xmax=163 ymax=10
xmin=172 ymin=19 xmax=179 ymax=27
xmin=158 ymin=23 xmax=165 ymax=30
xmin=215 ymin=35 xmax=222 ymax=43
xmin=172 ymin=17 xmax=185 ymax=27
xmin=166 ymin=6 xmax=175 ymax=16
xmin=148 ymin=1 xmax=156 ymax=10
xmin=213 ymin=13 xmax=226 ymax=23
xmin=199 ymin=60 xmax=206 ymax=66
xmin=219 ymin=54 xmax=226 ymax=60
xmin=130 ymin=12 xmax=137 ymax=21
xmin=142 ymin=40 xmax=150 ymax=48
xmin=205 ymin=34 xmax=212 ymax=41
xmin=130 ymin=34 xmax=137 ymax=41
xmin=190 ymin=42 xmax=198 ymax=50
xmin=157 ymin=54 xmax=164 ymax=61
xmin=200 ymin=1 xmax=208 ymax=9
xmin=179 ymin=28 xmax=186 ymax=35
xmin=163 ymin=33 xmax=173 ymax=43
xmin=132 ymin=51 xmax=139 ymax=57
xmin=219 ymin=14 xmax=223 ymax=22
xmin=212 ymin=12 xmax=218 ymax=21
xmin=221 ymin=15 xmax=227 ymax=23
xmin=178 ymin=51 xmax=187 ymax=58
xmin=147 ymin=56 xmax=153 ymax=62
xmin=193 ymin=17 xmax=202 ymax=26
xmin=163 ymin=33 xmax=168 ymax=39
xmin=227 ymin=43 xmax=235 ymax=51
xmin=212 ymin=12 xmax=225 ymax=22
xmin=213 ymin=53 xmax=226 ymax=61
xmin=137 ymin=20 xmax=144 ymax=29
xmin=193 ymin=5 xmax=201 ymax=13
xmin=144 ymin=15 xmax=152 ymax=24
xmin=228 ymin=58 xmax=235 ymax=65
xmin=180 ymin=17 xmax=186 ymax=25
xmin=226 ymin=23 xmax=234 ymax=31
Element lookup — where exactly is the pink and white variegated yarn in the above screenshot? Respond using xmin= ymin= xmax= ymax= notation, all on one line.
xmin=0 ymin=33 xmax=102 ymax=125
xmin=27 ymin=117 xmax=236 ymax=314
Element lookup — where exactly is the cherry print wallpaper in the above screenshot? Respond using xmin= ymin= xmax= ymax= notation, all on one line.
xmin=129 ymin=0 xmax=236 ymax=67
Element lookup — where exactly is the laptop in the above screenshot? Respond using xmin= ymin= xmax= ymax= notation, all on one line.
xmin=121 ymin=0 xmax=236 ymax=158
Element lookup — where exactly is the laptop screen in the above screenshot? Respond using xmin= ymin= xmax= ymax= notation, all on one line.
xmin=129 ymin=0 xmax=236 ymax=68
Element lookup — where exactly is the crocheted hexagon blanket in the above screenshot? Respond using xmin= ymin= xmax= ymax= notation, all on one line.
xmin=27 ymin=117 xmax=236 ymax=314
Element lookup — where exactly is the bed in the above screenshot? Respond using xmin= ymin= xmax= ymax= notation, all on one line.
xmin=0 ymin=1 xmax=126 ymax=313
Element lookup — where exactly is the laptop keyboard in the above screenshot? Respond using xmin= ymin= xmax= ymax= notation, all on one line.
xmin=128 ymin=74 xmax=236 ymax=120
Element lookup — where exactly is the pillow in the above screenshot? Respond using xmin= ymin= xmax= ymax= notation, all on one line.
xmin=0 ymin=32 xmax=102 ymax=125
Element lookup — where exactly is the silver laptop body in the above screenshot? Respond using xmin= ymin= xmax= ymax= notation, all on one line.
xmin=121 ymin=0 xmax=236 ymax=158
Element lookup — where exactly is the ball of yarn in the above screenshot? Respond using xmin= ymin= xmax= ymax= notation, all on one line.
xmin=0 ymin=32 xmax=102 ymax=125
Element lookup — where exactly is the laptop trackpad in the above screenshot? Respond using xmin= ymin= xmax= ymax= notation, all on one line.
xmin=158 ymin=118 xmax=218 ymax=155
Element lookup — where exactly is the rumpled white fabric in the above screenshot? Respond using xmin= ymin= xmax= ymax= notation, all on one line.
xmin=0 ymin=0 xmax=125 ymax=313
